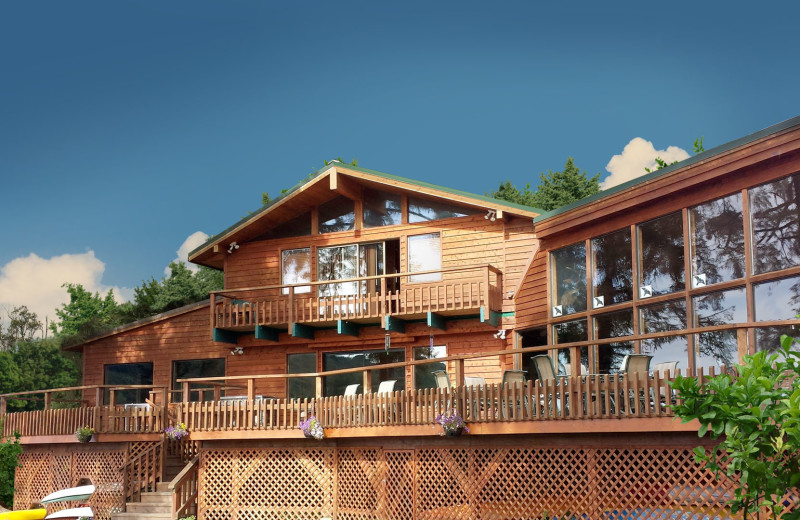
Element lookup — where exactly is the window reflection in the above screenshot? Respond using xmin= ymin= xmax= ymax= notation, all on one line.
xmin=689 ymin=193 xmax=744 ymax=286
xmin=592 ymin=229 xmax=632 ymax=306
xmin=639 ymin=212 xmax=685 ymax=296
xmin=104 ymin=362 xmax=153 ymax=405
xmin=640 ymin=300 xmax=688 ymax=369
xmin=413 ymin=346 xmax=447 ymax=389
xmin=282 ymin=248 xmax=311 ymax=295
xmin=319 ymin=195 xmax=355 ymax=233
xmin=317 ymin=245 xmax=359 ymax=296
xmin=288 ymin=353 xmax=316 ymax=400
xmin=172 ymin=358 xmax=225 ymax=403
xmin=750 ymin=174 xmax=800 ymax=274
xmin=693 ymin=288 xmax=746 ymax=368
xmin=754 ymin=275 xmax=800 ymax=322
xmin=552 ymin=243 xmax=587 ymax=315
xmin=554 ymin=319 xmax=588 ymax=344
xmin=323 ymin=349 xmax=405 ymax=396
xmin=408 ymin=197 xmax=478 ymax=222
xmin=595 ymin=310 xmax=634 ymax=374
xmin=363 ymin=188 xmax=402 ymax=228
xmin=408 ymin=233 xmax=442 ymax=283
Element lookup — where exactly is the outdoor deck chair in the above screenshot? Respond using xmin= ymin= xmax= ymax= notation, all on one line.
xmin=344 ymin=383 xmax=361 ymax=396
xmin=563 ymin=363 xmax=588 ymax=377
xmin=431 ymin=370 xmax=453 ymax=411
xmin=531 ymin=355 xmax=563 ymax=415
xmin=619 ymin=354 xmax=653 ymax=413
xmin=462 ymin=376 xmax=486 ymax=420
xmin=501 ymin=369 xmax=528 ymax=419
xmin=651 ymin=361 xmax=679 ymax=406
xmin=374 ymin=380 xmax=398 ymax=423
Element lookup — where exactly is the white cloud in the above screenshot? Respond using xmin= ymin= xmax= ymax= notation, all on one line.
xmin=602 ymin=137 xmax=690 ymax=190
xmin=0 ymin=251 xmax=132 ymax=329
xmin=165 ymin=231 xmax=209 ymax=276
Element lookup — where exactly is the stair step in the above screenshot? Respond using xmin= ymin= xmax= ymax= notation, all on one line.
xmin=156 ymin=482 xmax=172 ymax=492
xmin=126 ymin=502 xmax=171 ymax=513
xmin=112 ymin=513 xmax=171 ymax=520
xmin=141 ymin=491 xmax=172 ymax=503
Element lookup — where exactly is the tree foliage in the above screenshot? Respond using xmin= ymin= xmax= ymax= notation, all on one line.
xmin=0 ymin=428 xmax=22 ymax=509
xmin=670 ymin=340 xmax=800 ymax=520
xmin=491 ymin=158 xmax=600 ymax=211
xmin=645 ymin=137 xmax=706 ymax=173
xmin=50 ymin=284 xmax=119 ymax=338
xmin=0 ymin=306 xmax=42 ymax=351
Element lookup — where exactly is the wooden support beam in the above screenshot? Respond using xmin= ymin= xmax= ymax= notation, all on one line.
xmin=480 ymin=307 xmax=500 ymax=327
xmin=337 ymin=320 xmax=360 ymax=337
xmin=292 ymin=323 xmax=315 ymax=340
xmin=213 ymin=328 xmax=239 ymax=344
xmin=329 ymin=169 xmax=362 ymax=200
xmin=255 ymin=326 xmax=280 ymax=342
xmin=384 ymin=315 xmax=406 ymax=333
xmin=427 ymin=312 xmax=447 ymax=331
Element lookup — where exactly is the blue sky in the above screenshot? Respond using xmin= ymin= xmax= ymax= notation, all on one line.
xmin=1 ymin=1 xmax=799 ymax=324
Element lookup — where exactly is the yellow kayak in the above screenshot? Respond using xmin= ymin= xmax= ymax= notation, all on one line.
xmin=0 ymin=510 xmax=47 ymax=520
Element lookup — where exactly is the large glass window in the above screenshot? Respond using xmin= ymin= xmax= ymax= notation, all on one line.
xmin=638 ymin=212 xmax=685 ymax=297
xmin=282 ymin=248 xmax=311 ymax=294
xmin=689 ymin=193 xmax=745 ymax=287
xmin=270 ymin=211 xmax=311 ymax=239
xmin=288 ymin=353 xmax=316 ymax=400
xmin=750 ymin=174 xmax=800 ymax=275
xmin=520 ymin=327 xmax=548 ymax=380
xmin=552 ymin=242 xmax=587 ymax=315
xmin=317 ymin=245 xmax=359 ymax=296
xmin=592 ymin=229 xmax=632 ymax=307
xmin=363 ymin=188 xmax=402 ymax=228
xmin=318 ymin=195 xmax=355 ymax=233
xmin=413 ymin=345 xmax=447 ymax=389
xmin=172 ymin=358 xmax=226 ymax=403
xmin=408 ymin=233 xmax=441 ymax=283
xmin=323 ymin=349 xmax=405 ymax=396
xmin=408 ymin=197 xmax=478 ymax=223
xmin=594 ymin=310 xmax=634 ymax=374
xmin=640 ymin=300 xmax=688 ymax=369
xmin=104 ymin=362 xmax=153 ymax=405
xmin=693 ymin=288 xmax=745 ymax=368
xmin=754 ymin=275 xmax=800 ymax=352
xmin=554 ymin=319 xmax=588 ymax=344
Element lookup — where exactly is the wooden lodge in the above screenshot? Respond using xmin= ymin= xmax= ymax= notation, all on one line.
xmin=4 ymin=116 xmax=800 ymax=519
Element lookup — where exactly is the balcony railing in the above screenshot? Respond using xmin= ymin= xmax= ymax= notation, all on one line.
xmin=211 ymin=264 xmax=503 ymax=331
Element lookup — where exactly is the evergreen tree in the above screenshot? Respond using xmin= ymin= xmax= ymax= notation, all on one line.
xmin=50 ymin=284 xmax=119 ymax=337
xmin=0 ymin=306 xmax=42 ymax=351
xmin=491 ymin=158 xmax=600 ymax=212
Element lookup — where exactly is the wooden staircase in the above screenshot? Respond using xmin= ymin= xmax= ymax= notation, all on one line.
xmin=111 ymin=455 xmax=186 ymax=520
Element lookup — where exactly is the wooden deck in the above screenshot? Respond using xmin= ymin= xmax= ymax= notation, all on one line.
xmin=211 ymin=264 xmax=503 ymax=332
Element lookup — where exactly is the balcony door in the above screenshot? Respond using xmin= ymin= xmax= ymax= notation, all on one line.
xmin=317 ymin=240 xmax=399 ymax=297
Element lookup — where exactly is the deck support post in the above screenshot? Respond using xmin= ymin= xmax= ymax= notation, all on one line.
xmin=247 ymin=379 xmax=255 ymax=402
xmin=182 ymin=382 xmax=190 ymax=404
xmin=315 ymin=376 xmax=323 ymax=399
xmin=454 ymin=359 xmax=465 ymax=388
xmin=213 ymin=328 xmax=239 ymax=344
xmin=480 ymin=307 xmax=500 ymax=327
xmin=43 ymin=391 xmax=51 ymax=410
xmin=292 ymin=323 xmax=315 ymax=340
xmin=384 ymin=316 xmax=405 ymax=333
xmin=363 ymin=370 xmax=372 ymax=394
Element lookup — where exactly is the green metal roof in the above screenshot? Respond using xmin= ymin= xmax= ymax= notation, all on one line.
xmin=189 ymin=163 xmax=544 ymax=259
xmin=533 ymin=115 xmax=800 ymax=222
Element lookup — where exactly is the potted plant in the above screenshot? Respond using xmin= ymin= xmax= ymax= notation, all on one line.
xmin=299 ymin=416 xmax=324 ymax=440
xmin=435 ymin=408 xmax=469 ymax=436
xmin=165 ymin=422 xmax=189 ymax=441
xmin=75 ymin=425 xmax=95 ymax=443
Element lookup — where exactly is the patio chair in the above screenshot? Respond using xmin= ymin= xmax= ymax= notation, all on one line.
xmin=619 ymin=354 xmax=653 ymax=414
xmin=651 ymin=361 xmax=679 ymax=407
xmin=501 ymin=370 xmax=528 ymax=419
xmin=374 ymin=380 xmax=398 ymax=423
xmin=464 ymin=376 xmax=486 ymax=387
xmin=431 ymin=370 xmax=453 ymax=412
xmin=562 ymin=363 xmax=589 ymax=377
xmin=344 ymin=383 xmax=361 ymax=396
xmin=531 ymin=355 xmax=563 ymax=414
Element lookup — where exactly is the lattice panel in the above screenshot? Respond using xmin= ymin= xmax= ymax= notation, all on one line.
xmin=73 ymin=450 xmax=126 ymax=520
xmin=336 ymin=448 xmax=383 ymax=520
xmin=14 ymin=446 xmax=125 ymax=520
xmin=129 ymin=440 xmax=157 ymax=459
xmin=200 ymin=447 xmax=334 ymax=520
xmin=385 ymin=451 xmax=414 ymax=520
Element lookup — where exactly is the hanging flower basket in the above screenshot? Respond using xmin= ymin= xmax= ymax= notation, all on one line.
xmin=299 ymin=416 xmax=324 ymax=440
xmin=75 ymin=425 xmax=95 ymax=443
xmin=165 ymin=423 xmax=189 ymax=441
xmin=435 ymin=408 xmax=469 ymax=437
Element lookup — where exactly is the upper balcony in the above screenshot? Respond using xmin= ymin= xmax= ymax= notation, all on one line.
xmin=211 ymin=264 xmax=504 ymax=340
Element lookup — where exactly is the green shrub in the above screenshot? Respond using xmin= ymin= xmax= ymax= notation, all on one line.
xmin=0 ymin=423 xmax=23 ymax=508
xmin=671 ymin=338 xmax=800 ymax=520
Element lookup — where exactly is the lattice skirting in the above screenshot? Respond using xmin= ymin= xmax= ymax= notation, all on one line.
xmin=199 ymin=442 xmax=799 ymax=520
xmin=14 ymin=444 xmax=128 ymax=520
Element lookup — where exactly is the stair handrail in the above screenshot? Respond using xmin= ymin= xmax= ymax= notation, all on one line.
xmin=169 ymin=455 xmax=199 ymax=520
xmin=122 ymin=439 xmax=164 ymax=507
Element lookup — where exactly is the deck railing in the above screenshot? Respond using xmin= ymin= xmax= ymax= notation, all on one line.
xmin=123 ymin=440 xmax=164 ymax=506
xmin=169 ymin=455 xmax=199 ymax=520
xmin=212 ymin=263 xmax=503 ymax=329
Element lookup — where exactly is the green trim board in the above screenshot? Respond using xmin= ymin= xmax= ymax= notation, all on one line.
xmin=291 ymin=323 xmax=315 ymax=340
xmin=534 ymin=115 xmax=800 ymax=223
xmin=255 ymin=326 xmax=281 ymax=342
xmin=427 ymin=312 xmax=447 ymax=330
xmin=480 ymin=307 xmax=501 ymax=327
xmin=213 ymin=328 xmax=240 ymax=345
xmin=337 ymin=320 xmax=360 ymax=337
xmin=384 ymin=316 xmax=406 ymax=333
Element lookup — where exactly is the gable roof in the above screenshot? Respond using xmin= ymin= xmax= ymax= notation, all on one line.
xmin=189 ymin=163 xmax=542 ymax=268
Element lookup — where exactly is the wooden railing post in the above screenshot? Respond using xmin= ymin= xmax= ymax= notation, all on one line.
xmin=247 ymin=379 xmax=255 ymax=402
xmin=209 ymin=291 xmax=216 ymax=332
xmin=182 ymin=382 xmax=190 ymax=405
xmin=363 ymin=370 xmax=372 ymax=394
xmin=315 ymin=376 xmax=323 ymax=399
xmin=454 ymin=359 xmax=465 ymax=388
xmin=43 ymin=391 xmax=52 ymax=410
xmin=0 ymin=396 xmax=6 ymax=416
xmin=288 ymin=286 xmax=295 ymax=331
xmin=737 ymin=327 xmax=748 ymax=360
xmin=381 ymin=277 xmax=388 ymax=314
xmin=483 ymin=266 xmax=491 ymax=309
